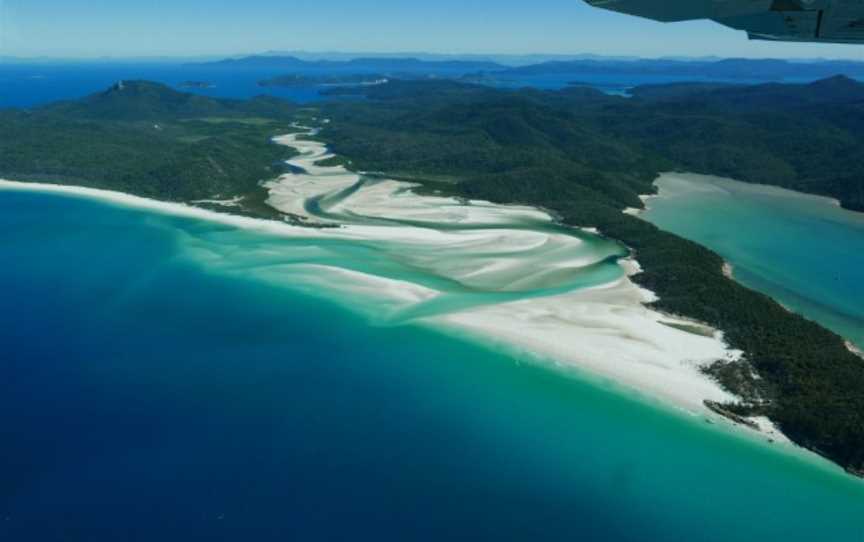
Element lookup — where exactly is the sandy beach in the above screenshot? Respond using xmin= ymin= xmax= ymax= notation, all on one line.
xmin=0 ymin=140 xmax=778 ymax=430
xmin=260 ymin=131 xmax=751 ymax=414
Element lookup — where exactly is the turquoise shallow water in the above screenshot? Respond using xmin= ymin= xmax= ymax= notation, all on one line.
xmin=1 ymin=189 xmax=863 ymax=541
xmin=642 ymin=174 xmax=864 ymax=350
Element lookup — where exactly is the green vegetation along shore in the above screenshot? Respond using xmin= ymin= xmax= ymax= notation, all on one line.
xmin=318 ymin=78 xmax=864 ymax=476
xmin=0 ymin=81 xmax=301 ymax=216
xmin=1 ymin=78 xmax=863 ymax=476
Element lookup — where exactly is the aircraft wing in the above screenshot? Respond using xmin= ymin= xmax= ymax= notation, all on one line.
xmin=585 ymin=0 xmax=864 ymax=44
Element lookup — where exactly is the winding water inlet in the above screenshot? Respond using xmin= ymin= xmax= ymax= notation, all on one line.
xmin=230 ymin=128 xmax=751 ymax=416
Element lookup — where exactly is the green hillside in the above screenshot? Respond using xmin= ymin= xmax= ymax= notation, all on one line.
xmin=319 ymin=78 xmax=864 ymax=475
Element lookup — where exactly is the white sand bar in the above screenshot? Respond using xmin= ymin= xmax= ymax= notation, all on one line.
xmin=260 ymin=130 xmax=747 ymax=414
xmin=0 ymin=131 xmax=756 ymax=421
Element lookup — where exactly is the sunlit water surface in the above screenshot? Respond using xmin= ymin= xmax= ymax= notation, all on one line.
xmin=642 ymin=173 xmax=864 ymax=350
xmin=1 ymin=189 xmax=862 ymax=541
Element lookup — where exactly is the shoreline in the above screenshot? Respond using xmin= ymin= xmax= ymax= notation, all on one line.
xmin=1 ymin=174 xmax=743 ymax=416
xmin=0 ymin=148 xmax=796 ymax=450
xmin=632 ymin=172 xmax=864 ymax=459
xmin=847 ymin=341 xmax=864 ymax=359
xmin=3 ymin=173 xmax=847 ymax=473
xmin=264 ymin=131 xmax=759 ymax=414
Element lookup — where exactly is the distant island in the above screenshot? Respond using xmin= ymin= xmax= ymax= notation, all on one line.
xmin=499 ymin=57 xmax=864 ymax=80
xmin=258 ymin=74 xmax=389 ymax=88
xmin=191 ymin=53 xmax=864 ymax=82
xmin=178 ymin=81 xmax=215 ymax=89
xmin=191 ymin=55 xmax=505 ymax=75
xmin=1 ymin=78 xmax=864 ymax=477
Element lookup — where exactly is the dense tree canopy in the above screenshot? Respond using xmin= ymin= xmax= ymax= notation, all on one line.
xmin=320 ymin=78 xmax=864 ymax=475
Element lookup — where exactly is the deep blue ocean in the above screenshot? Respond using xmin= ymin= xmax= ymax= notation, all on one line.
xmin=0 ymin=61 xmax=837 ymax=108
xmin=1 ymin=188 xmax=863 ymax=541
xmin=0 ymin=63 xmax=331 ymax=107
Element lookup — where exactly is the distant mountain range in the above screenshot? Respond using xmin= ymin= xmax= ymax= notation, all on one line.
xmin=250 ymin=50 xmax=643 ymax=66
xmin=189 ymin=54 xmax=864 ymax=82
xmin=6 ymin=53 xmax=864 ymax=82
xmin=190 ymin=55 xmax=505 ymax=74
xmin=500 ymin=57 xmax=864 ymax=80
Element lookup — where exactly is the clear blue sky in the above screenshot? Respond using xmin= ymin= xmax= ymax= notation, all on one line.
xmin=2 ymin=0 xmax=864 ymax=60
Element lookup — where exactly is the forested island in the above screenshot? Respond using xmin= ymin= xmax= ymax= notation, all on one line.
xmin=192 ymin=53 xmax=864 ymax=81
xmin=193 ymin=54 xmax=503 ymax=74
xmin=0 ymin=81 xmax=300 ymax=216
xmin=1 ymin=78 xmax=863 ymax=476
xmin=321 ymin=76 xmax=864 ymax=211
xmin=499 ymin=57 xmax=864 ymax=80
xmin=178 ymin=81 xmax=215 ymax=89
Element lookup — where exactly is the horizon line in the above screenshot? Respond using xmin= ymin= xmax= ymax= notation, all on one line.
xmin=3 ymin=50 xmax=864 ymax=64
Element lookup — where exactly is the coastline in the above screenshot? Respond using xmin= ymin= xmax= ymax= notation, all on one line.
xmin=633 ymin=172 xmax=864 ymax=460
xmin=263 ymin=132 xmax=761 ymax=416
xmin=3 ymin=180 xmax=800 ymax=456
xmin=0 ymin=171 xmax=840 ymax=468
xmin=628 ymin=194 xmax=738 ymax=316
xmin=847 ymin=341 xmax=864 ymax=360
xmin=1 ymin=143 xmax=770 ymax=435
xmin=2 ymin=145 xmax=818 ymax=456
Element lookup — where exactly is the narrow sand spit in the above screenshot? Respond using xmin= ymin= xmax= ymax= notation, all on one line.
xmin=260 ymin=131 xmax=750 ymax=415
